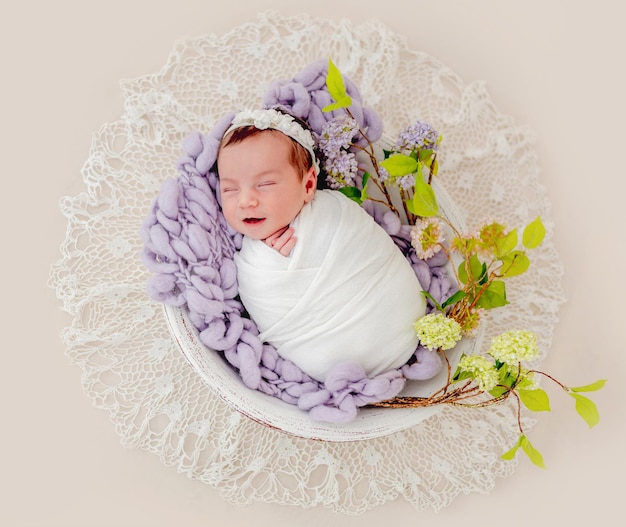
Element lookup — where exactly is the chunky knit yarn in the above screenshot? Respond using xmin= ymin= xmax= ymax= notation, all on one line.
xmin=140 ymin=60 xmax=456 ymax=422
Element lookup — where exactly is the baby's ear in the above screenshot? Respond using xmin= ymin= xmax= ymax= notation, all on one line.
xmin=303 ymin=167 xmax=317 ymax=202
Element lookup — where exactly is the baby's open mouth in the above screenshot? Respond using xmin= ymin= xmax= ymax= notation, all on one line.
xmin=243 ymin=218 xmax=265 ymax=225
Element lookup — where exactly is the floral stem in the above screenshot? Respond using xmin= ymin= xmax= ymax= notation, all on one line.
xmin=530 ymin=370 xmax=570 ymax=391
xmin=399 ymin=187 xmax=415 ymax=224
xmin=428 ymin=153 xmax=437 ymax=184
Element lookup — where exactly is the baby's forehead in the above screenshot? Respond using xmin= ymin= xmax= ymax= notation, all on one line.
xmin=227 ymin=126 xmax=301 ymax=156
xmin=218 ymin=132 xmax=296 ymax=176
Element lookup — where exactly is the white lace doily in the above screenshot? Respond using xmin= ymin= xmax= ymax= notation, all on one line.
xmin=49 ymin=12 xmax=564 ymax=514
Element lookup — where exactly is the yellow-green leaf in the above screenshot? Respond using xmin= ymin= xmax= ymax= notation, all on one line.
xmin=520 ymin=435 xmax=546 ymax=468
xmin=518 ymin=388 xmax=551 ymax=412
xmin=501 ymin=437 xmax=522 ymax=460
xmin=569 ymin=393 xmax=600 ymax=428
xmin=322 ymin=95 xmax=352 ymax=112
xmin=495 ymin=228 xmax=518 ymax=257
xmin=380 ymin=154 xmax=418 ymax=177
xmin=410 ymin=175 xmax=438 ymax=217
xmin=325 ymin=58 xmax=348 ymax=105
xmin=499 ymin=251 xmax=531 ymax=278
xmin=522 ymin=216 xmax=546 ymax=249
xmin=571 ymin=379 xmax=607 ymax=392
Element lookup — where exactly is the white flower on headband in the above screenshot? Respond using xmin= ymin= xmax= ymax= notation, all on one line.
xmin=226 ymin=108 xmax=320 ymax=174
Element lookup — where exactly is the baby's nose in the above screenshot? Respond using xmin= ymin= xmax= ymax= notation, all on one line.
xmin=239 ymin=190 xmax=258 ymax=207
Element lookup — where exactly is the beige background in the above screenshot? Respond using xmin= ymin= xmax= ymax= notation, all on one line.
xmin=3 ymin=0 xmax=624 ymax=525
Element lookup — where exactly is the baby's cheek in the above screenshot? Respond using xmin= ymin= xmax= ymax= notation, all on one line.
xmin=220 ymin=201 xmax=232 ymax=219
xmin=221 ymin=207 xmax=238 ymax=229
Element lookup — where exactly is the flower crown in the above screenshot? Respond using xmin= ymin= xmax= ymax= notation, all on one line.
xmin=224 ymin=108 xmax=321 ymax=175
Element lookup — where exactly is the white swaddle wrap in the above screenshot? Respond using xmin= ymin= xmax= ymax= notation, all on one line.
xmin=235 ymin=190 xmax=426 ymax=382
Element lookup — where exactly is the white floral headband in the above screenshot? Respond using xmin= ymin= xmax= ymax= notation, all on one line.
xmin=224 ymin=108 xmax=321 ymax=175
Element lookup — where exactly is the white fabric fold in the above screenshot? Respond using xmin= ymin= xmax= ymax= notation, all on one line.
xmin=235 ymin=190 xmax=426 ymax=382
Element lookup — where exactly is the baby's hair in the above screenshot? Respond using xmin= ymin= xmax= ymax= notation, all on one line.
xmin=219 ymin=125 xmax=312 ymax=179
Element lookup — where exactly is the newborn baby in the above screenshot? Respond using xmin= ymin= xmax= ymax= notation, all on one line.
xmin=217 ymin=108 xmax=427 ymax=382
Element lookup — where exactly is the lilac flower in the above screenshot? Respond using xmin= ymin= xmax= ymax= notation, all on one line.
xmin=324 ymin=150 xmax=358 ymax=189
xmin=318 ymin=115 xmax=361 ymax=189
xmin=377 ymin=166 xmax=390 ymax=182
xmin=318 ymin=115 xmax=359 ymax=156
xmin=396 ymin=121 xmax=440 ymax=152
xmin=397 ymin=174 xmax=415 ymax=190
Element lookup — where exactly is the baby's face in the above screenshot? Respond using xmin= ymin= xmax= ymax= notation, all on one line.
xmin=218 ymin=132 xmax=316 ymax=240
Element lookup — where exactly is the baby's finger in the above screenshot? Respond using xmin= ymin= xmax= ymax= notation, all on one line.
xmin=264 ymin=227 xmax=289 ymax=247
xmin=272 ymin=227 xmax=296 ymax=255
xmin=276 ymin=235 xmax=297 ymax=256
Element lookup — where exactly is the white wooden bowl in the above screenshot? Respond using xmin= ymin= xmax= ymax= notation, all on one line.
xmin=164 ymin=180 xmax=483 ymax=441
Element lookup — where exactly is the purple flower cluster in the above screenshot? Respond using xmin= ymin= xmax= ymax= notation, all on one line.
xmin=377 ymin=166 xmax=390 ymax=182
xmin=397 ymin=174 xmax=415 ymax=190
xmin=323 ymin=151 xmax=359 ymax=189
xmin=318 ymin=115 xmax=360 ymax=188
xmin=396 ymin=121 xmax=439 ymax=152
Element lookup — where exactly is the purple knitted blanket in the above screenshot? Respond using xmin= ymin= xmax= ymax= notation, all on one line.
xmin=140 ymin=59 xmax=456 ymax=423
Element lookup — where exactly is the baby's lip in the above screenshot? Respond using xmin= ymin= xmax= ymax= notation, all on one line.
xmin=243 ymin=217 xmax=265 ymax=224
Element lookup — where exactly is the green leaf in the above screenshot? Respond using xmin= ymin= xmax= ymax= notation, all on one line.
xmin=569 ymin=393 xmax=601 ymax=428
xmin=571 ymin=379 xmax=607 ymax=392
xmin=489 ymin=367 xmax=516 ymax=398
xmin=475 ymin=280 xmax=508 ymax=309
xmin=410 ymin=175 xmax=439 ymax=217
xmin=421 ymin=290 xmax=443 ymax=311
xmin=338 ymin=186 xmax=362 ymax=204
xmin=477 ymin=262 xmax=489 ymax=285
xmin=495 ymin=228 xmax=518 ymax=257
xmin=324 ymin=58 xmax=350 ymax=108
xmin=489 ymin=386 xmax=508 ymax=398
xmin=361 ymin=172 xmax=371 ymax=201
xmin=522 ymin=216 xmax=546 ymax=249
xmin=501 ymin=436 xmax=522 ymax=460
xmin=380 ymin=154 xmax=418 ymax=177
xmin=499 ymin=251 xmax=531 ymax=278
xmin=441 ymin=290 xmax=467 ymax=310
xmin=453 ymin=368 xmax=475 ymax=383
xmin=518 ymin=388 xmax=551 ymax=412
xmin=520 ymin=435 xmax=546 ymax=468
xmin=458 ymin=255 xmax=486 ymax=285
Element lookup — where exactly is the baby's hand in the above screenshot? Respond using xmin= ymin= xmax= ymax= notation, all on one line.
xmin=264 ymin=227 xmax=296 ymax=256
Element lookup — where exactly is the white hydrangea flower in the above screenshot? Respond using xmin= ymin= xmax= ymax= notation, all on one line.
xmin=458 ymin=355 xmax=500 ymax=391
xmin=488 ymin=330 xmax=539 ymax=365
xmin=414 ymin=313 xmax=462 ymax=351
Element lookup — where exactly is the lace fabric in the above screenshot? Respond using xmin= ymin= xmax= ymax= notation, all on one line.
xmin=49 ymin=12 xmax=564 ymax=513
